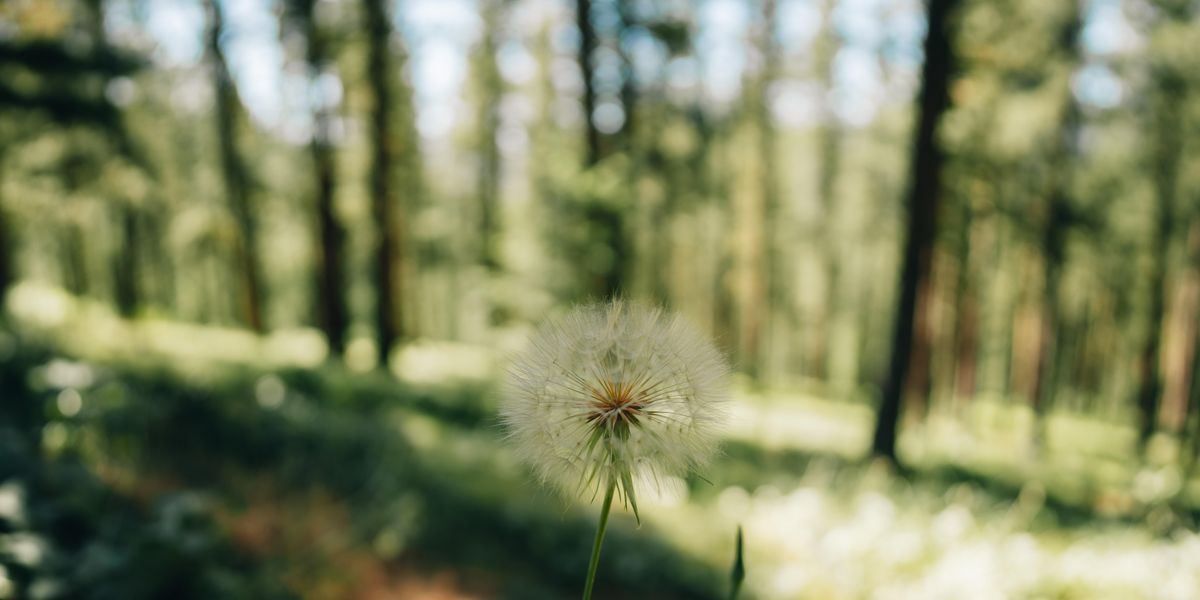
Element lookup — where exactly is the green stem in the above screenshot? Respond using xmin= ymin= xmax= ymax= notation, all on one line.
xmin=582 ymin=479 xmax=617 ymax=600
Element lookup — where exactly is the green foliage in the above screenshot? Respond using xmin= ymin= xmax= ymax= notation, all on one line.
xmin=542 ymin=155 xmax=636 ymax=301
xmin=0 ymin=348 xmax=293 ymax=599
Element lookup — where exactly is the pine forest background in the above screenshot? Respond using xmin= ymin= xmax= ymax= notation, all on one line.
xmin=1 ymin=0 xmax=1199 ymax=598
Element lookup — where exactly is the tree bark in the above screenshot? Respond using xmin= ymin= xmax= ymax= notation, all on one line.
xmin=616 ymin=0 xmax=637 ymax=148
xmin=871 ymin=0 xmax=958 ymax=463
xmin=144 ymin=204 xmax=175 ymax=311
xmin=89 ymin=0 xmax=141 ymax=318
xmin=759 ymin=0 xmax=781 ymax=377
xmin=292 ymin=0 xmax=348 ymax=357
xmin=904 ymin=261 xmax=938 ymax=419
xmin=574 ymin=0 xmax=630 ymax=301
xmin=0 ymin=165 xmax=9 ymax=309
xmin=313 ymin=133 xmax=345 ymax=356
xmin=952 ymin=246 xmax=980 ymax=405
xmin=1136 ymin=68 xmax=1184 ymax=447
xmin=63 ymin=223 xmax=89 ymax=296
xmin=204 ymin=0 xmax=265 ymax=332
xmin=1169 ymin=221 xmax=1200 ymax=433
xmin=576 ymin=0 xmax=600 ymax=166
xmin=112 ymin=208 xmax=140 ymax=317
xmin=1187 ymin=221 xmax=1200 ymax=461
xmin=737 ymin=0 xmax=780 ymax=379
xmin=1030 ymin=0 xmax=1083 ymax=442
xmin=476 ymin=0 xmax=503 ymax=271
xmin=814 ymin=0 xmax=842 ymax=381
xmin=363 ymin=0 xmax=404 ymax=367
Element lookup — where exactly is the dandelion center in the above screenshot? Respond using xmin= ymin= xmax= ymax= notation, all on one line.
xmin=585 ymin=377 xmax=647 ymax=431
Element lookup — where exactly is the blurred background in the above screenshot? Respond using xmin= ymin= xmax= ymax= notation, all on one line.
xmin=1 ymin=0 xmax=1199 ymax=597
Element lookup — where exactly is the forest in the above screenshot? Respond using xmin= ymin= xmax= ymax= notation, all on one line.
xmin=1 ymin=0 xmax=1199 ymax=598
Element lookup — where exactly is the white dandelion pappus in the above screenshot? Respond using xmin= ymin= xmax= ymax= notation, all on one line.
xmin=501 ymin=301 xmax=729 ymax=518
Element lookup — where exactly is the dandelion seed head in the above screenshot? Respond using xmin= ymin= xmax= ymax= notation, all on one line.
xmin=501 ymin=300 xmax=729 ymax=504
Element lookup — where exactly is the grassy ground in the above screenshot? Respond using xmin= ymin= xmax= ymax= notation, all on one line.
xmin=3 ymin=284 xmax=1200 ymax=599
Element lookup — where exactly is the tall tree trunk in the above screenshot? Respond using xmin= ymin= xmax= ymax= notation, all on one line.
xmin=1031 ymin=0 xmax=1083 ymax=441
xmin=0 ymin=171 xmax=9 ymax=310
xmin=814 ymin=0 xmax=842 ymax=381
xmin=1136 ymin=66 xmax=1185 ymax=447
xmin=1168 ymin=221 xmax=1200 ymax=432
xmin=712 ymin=120 xmax=738 ymax=357
xmin=363 ymin=0 xmax=404 ymax=367
xmin=616 ymin=0 xmax=637 ymax=149
xmin=871 ymin=0 xmax=958 ymax=463
xmin=649 ymin=105 xmax=673 ymax=303
xmin=951 ymin=125 xmax=999 ymax=411
xmin=904 ymin=257 xmax=938 ymax=418
xmin=313 ymin=131 xmax=345 ymax=356
xmin=204 ymin=0 xmax=265 ymax=332
xmin=1032 ymin=183 xmax=1069 ymax=419
xmin=574 ymin=0 xmax=628 ymax=301
xmin=738 ymin=0 xmax=780 ymax=379
xmin=64 ymin=223 xmax=89 ymax=296
xmin=89 ymin=0 xmax=141 ymax=318
xmin=293 ymin=0 xmax=348 ymax=357
xmin=112 ymin=208 xmax=140 ymax=317
xmin=1187 ymin=219 xmax=1200 ymax=462
xmin=759 ymin=0 xmax=781 ymax=380
xmin=144 ymin=204 xmax=175 ymax=312
xmin=476 ymin=0 xmax=504 ymax=272
xmin=952 ymin=240 xmax=980 ymax=407
xmin=576 ymin=0 xmax=600 ymax=166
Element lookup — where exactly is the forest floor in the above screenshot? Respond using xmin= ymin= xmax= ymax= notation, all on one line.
xmin=3 ymin=283 xmax=1200 ymax=599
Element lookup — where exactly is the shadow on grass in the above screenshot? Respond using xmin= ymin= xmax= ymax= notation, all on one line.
xmin=1 ymin=339 xmax=723 ymax=600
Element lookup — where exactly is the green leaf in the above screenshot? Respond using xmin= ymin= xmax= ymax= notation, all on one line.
xmin=620 ymin=467 xmax=641 ymax=526
xmin=729 ymin=525 xmax=745 ymax=600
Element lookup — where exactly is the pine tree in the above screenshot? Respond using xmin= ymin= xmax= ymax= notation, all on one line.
xmin=872 ymin=0 xmax=959 ymax=463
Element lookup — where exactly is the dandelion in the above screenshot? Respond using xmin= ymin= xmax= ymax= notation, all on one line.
xmin=502 ymin=300 xmax=729 ymax=599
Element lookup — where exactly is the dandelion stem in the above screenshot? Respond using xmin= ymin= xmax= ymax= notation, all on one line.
xmin=582 ymin=478 xmax=617 ymax=600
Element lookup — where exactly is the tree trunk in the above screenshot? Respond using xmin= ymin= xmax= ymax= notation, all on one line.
xmin=814 ymin=0 xmax=842 ymax=381
xmin=363 ymin=0 xmax=404 ymax=368
xmin=89 ymin=0 xmax=141 ymax=318
xmin=0 ymin=223 xmax=7 ymax=310
xmin=575 ymin=0 xmax=600 ymax=166
xmin=616 ymin=0 xmax=637 ymax=149
xmin=1032 ymin=195 xmax=1068 ymax=418
xmin=871 ymin=0 xmax=958 ymax=463
xmin=1187 ymin=220 xmax=1200 ymax=462
xmin=952 ymin=253 xmax=980 ymax=406
xmin=574 ymin=0 xmax=628 ymax=301
xmin=1168 ymin=221 xmax=1200 ymax=433
xmin=711 ymin=122 xmax=738 ymax=359
xmin=313 ymin=138 xmax=345 ymax=356
xmin=1029 ymin=1 xmax=1083 ymax=446
xmin=145 ymin=204 xmax=175 ymax=312
xmin=112 ymin=208 xmax=140 ymax=317
xmin=204 ymin=0 xmax=265 ymax=332
xmin=904 ymin=261 xmax=938 ymax=419
xmin=1136 ymin=69 xmax=1184 ymax=447
xmin=738 ymin=0 xmax=780 ymax=380
xmin=296 ymin=0 xmax=347 ymax=357
xmin=476 ymin=0 xmax=503 ymax=271
xmin=759 ymin=0 xmax=781 ymax=380
xmin=0 ymin=158 xmax=10 ymax=309
xmin=64 ymin=223 xmax=89 ymax=296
